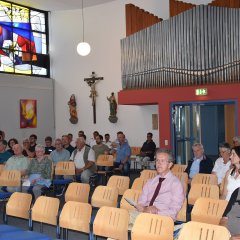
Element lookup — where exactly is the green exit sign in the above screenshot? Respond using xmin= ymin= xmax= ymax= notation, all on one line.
xmin=195 ymin=88 xmax=208 ymax=96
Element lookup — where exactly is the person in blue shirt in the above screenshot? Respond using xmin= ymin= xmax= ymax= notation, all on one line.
xmin=0 ymin=140 xmax=12 ymax=164
xmin=114 ymin=133 xmax=131 ymax=176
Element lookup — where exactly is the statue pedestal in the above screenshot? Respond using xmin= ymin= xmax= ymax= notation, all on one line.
xmin=108 ymin=115 xmax=118 ymax=123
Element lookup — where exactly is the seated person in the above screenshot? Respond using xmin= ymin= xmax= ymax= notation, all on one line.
xmin=62 ymin=135 xmax=75 ymax=155
xmin=50 ymin=138 xmax=70 ymax=165
xmin=113 ymin=133 xmax=131 ymax=176
xmin=22 ymin=144 xmax=52 ymax=200
xmin=4 ymin=144 xmax=29 ymax=192
xmin=220 ymin=187 xmax=240 ymax=240
xmin=129 ymin=149 xmax=184 ymax=226
xmin=70 ymin=136 xmax=96 ymax=183
xmin=22 ymin=138 xmax=35 ymax=158
xmin=44 ymin=136 xmax=55 ymax=155
xmin=0 ymin=140 xmax=12 ymax=164
xmin=185 ymin=143 xmax=213 ymax=180
xmin=7 ymin=138 xmax=18 ymax=155
xmin=136 ymin=132 xmax=156 ymax=168
xmin=212 ymin=142 xmax=231 ymax=185
xmin=221 ymin=146 xmax=240 ymax=201
xmin=29 ymin=134 xmax=37 ymax=152
xmin=92 ymin=135 xmax=109 ymax=161
xmin=233 ymin=136 xmax=240 ymax=147
xmin=103 ymin=133 xmax=112 ymax=148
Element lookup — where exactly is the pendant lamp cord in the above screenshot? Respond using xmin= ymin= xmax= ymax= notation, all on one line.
xmin=82 ymin=0 xmax=85 ymax=42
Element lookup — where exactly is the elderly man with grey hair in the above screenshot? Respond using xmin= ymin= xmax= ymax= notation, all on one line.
xmin=233 ymin=136 xmax=240 ymax=147
xmin=22 ymin=144 xmax=52 ymax=200
xmin=185 ymin=143 xmax=214 ymax=179
xmin=70 ymin=135 xmax=96 ymax=183
xmin=129 ymin=148 xmax=184 ymax=230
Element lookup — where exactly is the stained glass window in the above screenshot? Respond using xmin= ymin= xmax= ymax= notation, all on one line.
xmin=0 ymin=0 xmax=49 ymax=77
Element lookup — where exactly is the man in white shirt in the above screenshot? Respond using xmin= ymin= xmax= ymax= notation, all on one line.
xmin=212 ymin=142 xmax=231 ymax=185
xmin=70 ymin=136 xmax=96 ymax=183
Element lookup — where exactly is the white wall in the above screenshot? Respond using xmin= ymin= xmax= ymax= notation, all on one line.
xmin=0 ymin=74 xmax=55 ymax=144
xmin=50 ymin=0 xmax=217 ymax=147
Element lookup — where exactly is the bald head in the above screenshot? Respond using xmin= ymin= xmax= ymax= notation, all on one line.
xmin=13 ymin=144 xmax=23 ymax=156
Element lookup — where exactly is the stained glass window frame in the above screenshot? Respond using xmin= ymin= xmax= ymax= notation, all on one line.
xmin=0 ymin=0 xmax=50 ymax=77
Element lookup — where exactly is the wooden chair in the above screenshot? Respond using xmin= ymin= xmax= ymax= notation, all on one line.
xmin=178 ymin=221 xmax=230 ymax=240
xmin=5 ymin=192 xmax=32 ymax=223
xmin=53 ymin=161 xmax=76 ymax=195
xmin=120 ymin=189 xmax=142 ymax=211
xmin=130 ymin=147 xmax=142 ymax=171
xmin=140 ymin=170 xmax=157 ymax=180
xmin=0 ymin=170 xmax=21 ymax=187
xmin=191 ymin=173 xmax=218 ymax=185
xmin=188 ymin=184 xmax=219 ymax=205
xmin=176 ymin=198 xmax=187 ymax=222
xmin=93 ymin=206 xmax=129 ymax=240
xmin=0 ymin=170 xmax=21 ymax=201
xmin=191 ymin=197 xmax=228 ymax=225
xmin=131 ymin=177 xmax=148 ymax=191
xmin=107 ymin=175 xmax=130 ymax=195
xmin=131 ymin=213 xmax=174 ymax=240
xmin=173 ymin=172 xmax=188 ymax=194
xmin=59 ymin=201 xmax=92 ymax=239
xmin=96 ymin=154 xmax=114 ymax=184
xmin=91 ymin=185 xmax=118 ymax=208
xmin=64 ymin=182 xmax=90 ymax=203
xmin=171 ymin=164 xmax=187 ymax=173
xmin=29 ymin=196 xmax=60 ymax=235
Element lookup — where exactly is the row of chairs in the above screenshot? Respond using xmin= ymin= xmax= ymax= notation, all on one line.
xmin=5 ymin=192 xmax=230 ymax=240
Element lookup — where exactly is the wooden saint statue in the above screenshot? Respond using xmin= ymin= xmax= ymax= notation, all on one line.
xmin=68 ymin=94 xmax=78 ymax=124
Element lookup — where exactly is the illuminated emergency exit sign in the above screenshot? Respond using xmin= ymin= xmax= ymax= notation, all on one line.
xmin=195 ymin=88 xmax=208 ymax=96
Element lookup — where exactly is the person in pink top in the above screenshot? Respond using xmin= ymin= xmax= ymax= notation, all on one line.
xmin=135 ymin=148 xmax=185 ymax=220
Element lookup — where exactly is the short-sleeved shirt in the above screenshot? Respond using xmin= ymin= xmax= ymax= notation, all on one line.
xmin=223 ymin=187 xmax=240 ymax=235
xmin=92 ymin=144 xmax=109 ymax=161
xmin=115 ymin=142 xmax=131 ymax=164
xmin=0 ymin=151 xmax=12 ymax=164
xmin=50 ymin=149 xmax=70 ymax=165
xmin=70 ymin=146 xmax=95 ymax=169
xmin=212 ymin=157 xmax=231 ymax=184
xmin=5 ymin=155 xmax=29 ymax=171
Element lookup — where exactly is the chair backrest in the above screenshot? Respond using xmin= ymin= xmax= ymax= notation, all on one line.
xmin=191 ymin=197 xmax=228 ymax=225
xmin=31 ymin=196 xmax=60 ymax=226
xmin=191 ymin=174 xmax=218 ymax=185
xmin=131 ymin=177 xmax=148 ymax=191
xmin=120 ymin=189 xmax=142 ymax=211
xmin=188 ymin=184 xmax=219 ymax=205
xmin=140 ymin=170 xmax=157 ymax=180
xmin=131 ymin=147 xmax=141 ymax=156
xmin=131 ymin=213 xmax=174 ymax=240
xmin=178 ymin=221 xmax=230 ymax=240
xmin=107 ymin=175 xmax=130 ymax=195
xmin=96 ymin=154 xmax=114 ymax=167
xmin=171 ymin=164 xmax=187 ymax=173
xmin=173 ymin=172 xmax=188 ymax=194
xmin=176 ymin=198 xmax=187 ymax=222
xmin=91 ymin=186 xmax=118 ymax=208
xmin=93 ymin=206 xmax=129 ymax=240
xmin=60 ymin=201 xmax=92 ymax=234
xmin=54 ymin=161 xmax=75 ymax=176
xmin=0 ymin=170 xmax=21 ymax=186
xmin=6 ymin=192 xmax=32 ymax=219
xmin=65 ymin=182 xmax=90 ymax=203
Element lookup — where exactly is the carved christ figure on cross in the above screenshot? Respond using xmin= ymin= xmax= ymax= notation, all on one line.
xmin=84 ymin=72 xmax=104 ymax=124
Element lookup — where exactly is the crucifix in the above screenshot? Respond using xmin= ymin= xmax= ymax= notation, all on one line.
xmin=84 ymin=71 xmax=104 ymax=124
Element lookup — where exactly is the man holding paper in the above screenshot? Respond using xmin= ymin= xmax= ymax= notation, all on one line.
xmin=130 ymin=148 xmax=184 ymax=222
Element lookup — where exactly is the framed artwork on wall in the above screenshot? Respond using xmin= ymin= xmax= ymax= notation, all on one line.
xmin=20 ymin=99 xmax=37 ymax=128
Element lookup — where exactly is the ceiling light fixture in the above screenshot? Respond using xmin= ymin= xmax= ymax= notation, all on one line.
xmin=76 ymin=0 xmax=91 ymax=56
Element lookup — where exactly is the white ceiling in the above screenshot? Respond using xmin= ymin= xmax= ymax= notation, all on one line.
xmin=8 ymin=0 xmax=116 ymax=11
